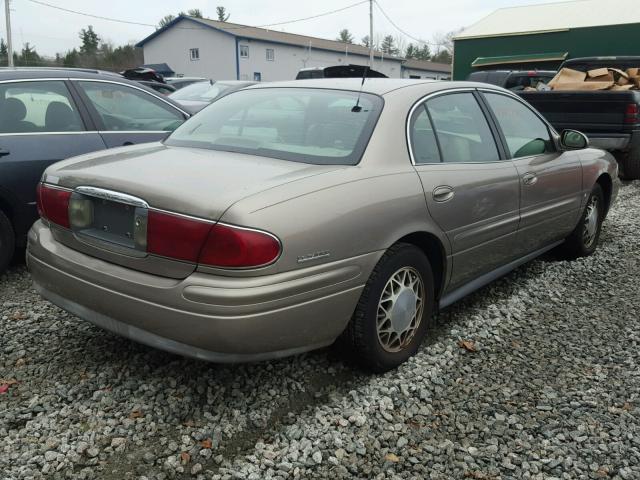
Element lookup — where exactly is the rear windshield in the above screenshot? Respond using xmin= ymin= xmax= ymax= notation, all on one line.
xmin=170 ymin=81 xmax=230 ymax=102
xmin=165 ymin=87 xmax=383 ymax=165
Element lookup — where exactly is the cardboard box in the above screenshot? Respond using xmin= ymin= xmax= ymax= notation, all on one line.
xmin=587 ymin=67 xmax=609 ymax=78
xmin=548 ymin=68 xmax=587 ymax=88
xmin=627 ymin=68 xmax=639 ymax=78
xmin=552 ymin=81 xmax=614 ymax=91
xmin=611 ymin=84 xmax=634 ymax=91
xmin=587 ymin=73 xmax=614 ymax=82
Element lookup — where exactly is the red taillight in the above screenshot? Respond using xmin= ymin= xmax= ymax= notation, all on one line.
xmin=37 ymin=183 xmax=71 ymax=228
xmin=198 ymin=223 xmax=281 ymax=268
xmin=147 ymin=210 xmax=212 ymax=262
xmin=625 ymin=103 xmax=639 ymax=124
xmin=146 ymin=210 xmax=281 ymax=268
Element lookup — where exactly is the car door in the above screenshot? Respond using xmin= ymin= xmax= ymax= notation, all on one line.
xmin=409 ymin=90 xmax=521 ymax=291
xmin=0 ymin=79 xmax=106 ymax=238
xmin=72 ymin=80 xmax=188 ymax=148
xmin=480 ymin=91 xmax=583 ymax=254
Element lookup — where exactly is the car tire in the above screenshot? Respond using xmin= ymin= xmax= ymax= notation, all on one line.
xmin=619 ymin=147 xmax=640 ymax=180
xmin=560 ymin=184 xmax=604 ymax=259
xmin=0 ymin=209 xmax=15 ymax=275
xmin=341 ymin=243 xmax=435 ymax=372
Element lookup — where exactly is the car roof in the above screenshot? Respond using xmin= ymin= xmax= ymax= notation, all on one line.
xmin=247 ymin=78 xmax=483 ymax=96
xmin=0 ymin=67 xmax=125 ymax=81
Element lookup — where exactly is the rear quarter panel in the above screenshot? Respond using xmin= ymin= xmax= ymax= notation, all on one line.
xmin=214 ymin=84 xmax=452 ymax=278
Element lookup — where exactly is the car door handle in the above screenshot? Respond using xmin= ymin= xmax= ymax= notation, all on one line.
xmin=432 ymin=185 xmax=455 ymax=202
xmin=522 ymin=173 xmax=538 ymax=186
xmin=0 ymin=148 xmax=10 ymax=157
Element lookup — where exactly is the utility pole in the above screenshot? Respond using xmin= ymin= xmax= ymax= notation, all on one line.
xmin=369 ymin=0 xmax=374 ymax=66
xmin=4 ymin=0 xmax=13 ymax=67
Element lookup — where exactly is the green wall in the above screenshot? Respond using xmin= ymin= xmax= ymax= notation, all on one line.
xmin=453 ymin=23 xmax=640 ymax=80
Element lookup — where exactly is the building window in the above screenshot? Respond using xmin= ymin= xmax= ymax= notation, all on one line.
xmin=266 ymin=48 xmax=274 ymax=61
xmin=189 ymin=48 xmax=199 ymax=61
xmin=240 ymin=45 xmax=249 ymax=58
xmin=254 ymin=72 xmax=262 ymax=81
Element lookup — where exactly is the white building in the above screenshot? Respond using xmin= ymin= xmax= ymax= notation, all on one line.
xmin=136 ymin=16 xmax=451 ymax=81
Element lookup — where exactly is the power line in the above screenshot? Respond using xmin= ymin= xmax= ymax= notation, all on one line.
xmin=373 ymin=0 xmax=444 ymax=47
xmin=26 ymin=0 xmax=369 ymax=31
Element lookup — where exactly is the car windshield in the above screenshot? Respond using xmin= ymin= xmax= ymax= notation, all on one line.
xmin=169 ymin=81 xmax=229 ymax=102
xmin=164 ymin=87 xmax=383 ymax=165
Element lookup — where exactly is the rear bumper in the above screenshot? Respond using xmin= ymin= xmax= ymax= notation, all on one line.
xmin=27 ymin=221 xmax=380 ymax=362
xmin=585 ymin=131 xmax=640 ymax=152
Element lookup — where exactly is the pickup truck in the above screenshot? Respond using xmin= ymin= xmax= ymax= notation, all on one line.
xmin=518 ymin=56 xmax=640 ymax=179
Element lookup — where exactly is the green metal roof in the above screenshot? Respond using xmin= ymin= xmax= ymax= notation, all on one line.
xmin=471 ymin=52 xmax=568 ymax=67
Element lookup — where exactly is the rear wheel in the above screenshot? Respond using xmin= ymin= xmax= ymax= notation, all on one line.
xmin=0 ymin=209 xmax=15 ymax=275
xmin=341 ymin=243 xmax=435 ymax=372
xmin=619 ymin=147 xmax=640 ymax=180
xmin=560 ymin=184 xmax=604 ymax=259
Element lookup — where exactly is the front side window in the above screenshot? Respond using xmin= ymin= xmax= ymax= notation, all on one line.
xmin=78 ymin=81 xmax=185 ymax=132
xmin=483 ymin=92 xmax=554 ymax=158
xmin=426 ymin=92 xmax=499 ymax=163
xmin=189 ymin=48 xmax=200 ymax=61
xmin=266 ymin=48 xmax=274 ymax=61
xmin=240 ymin=45 xmax=249 ymax=58
xmin=165 ymin=87 xmax=383 ymax=165
xmin=0 ymin=80 xmax=83 ymax=133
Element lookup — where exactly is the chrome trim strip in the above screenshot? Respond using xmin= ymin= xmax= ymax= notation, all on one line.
xmin=75 ymin=186 xmax=149 ymax=208
xmin=0 ymin=131 xmax=96 ymax=137
xmin=97 ymin=131 xmax=170 ymax=135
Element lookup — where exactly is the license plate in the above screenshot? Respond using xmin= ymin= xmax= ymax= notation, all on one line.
xmin=69 ymin=187 xmax=148 ymax=253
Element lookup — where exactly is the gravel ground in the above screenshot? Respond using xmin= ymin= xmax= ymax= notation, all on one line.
xmin=1 ymin=181 xmax=639 ymax=480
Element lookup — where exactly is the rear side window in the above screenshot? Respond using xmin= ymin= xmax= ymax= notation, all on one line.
xmin=78 ymin=81 xmax=185 ymax=132
xmin=0 ymin=80 xmax=83 ymax=133
xmin=483 ymin=92 xmax=554 ymax=158
xmin=409 ymin=105 xmax=440 ymax=164
xmin=426 ymin=93 xmax=500 ymax=163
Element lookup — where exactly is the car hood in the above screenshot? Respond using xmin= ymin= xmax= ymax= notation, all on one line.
xmin=44 ymin=143 xmax=341 ymax=221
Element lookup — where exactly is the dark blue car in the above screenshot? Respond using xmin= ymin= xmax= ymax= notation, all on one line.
xmin=0 ymin=68 xmax=190 ymax=272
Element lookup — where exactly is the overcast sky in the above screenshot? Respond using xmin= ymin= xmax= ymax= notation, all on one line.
xmin=2 ymin=0 xmax=567 ymax=57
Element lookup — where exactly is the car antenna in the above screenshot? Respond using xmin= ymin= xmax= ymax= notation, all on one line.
xmin=351 ymin=66 xmax=369 ymax=113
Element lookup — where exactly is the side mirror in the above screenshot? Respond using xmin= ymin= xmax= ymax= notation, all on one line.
xmin=561 ymin=129 xmax=589 ymax=150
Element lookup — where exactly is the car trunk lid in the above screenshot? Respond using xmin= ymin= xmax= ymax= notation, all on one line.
xmin=43 ymin=143 xmax=339 ymax=278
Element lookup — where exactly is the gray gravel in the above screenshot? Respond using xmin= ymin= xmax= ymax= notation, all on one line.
xmin=1 ymin=181 xmax=640 ymax=480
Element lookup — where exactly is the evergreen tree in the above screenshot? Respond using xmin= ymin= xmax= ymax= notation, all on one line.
xmin=381 ymin=35 xmax=398 ymax=55
xmin=79 ymin=26 xmax=100 ymax=56
xmin=216 ymin=6 xmax=230 ymax=22
xmin=158 ymin=14 xmax=175 ymax=28
xmin=336 ymin=29 xmax=354 ymax=44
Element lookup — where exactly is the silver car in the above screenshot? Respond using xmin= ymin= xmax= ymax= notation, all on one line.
xmin=27 ymin=79 xmax=619 ymax=371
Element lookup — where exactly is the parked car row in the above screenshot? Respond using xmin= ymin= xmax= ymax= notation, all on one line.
xmin=23 ymin=76 xmax=618 ymax=371
xmin=0 ymin=68 xmax=190 ymax=272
